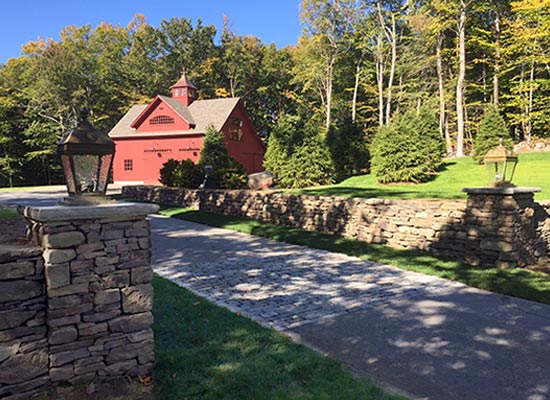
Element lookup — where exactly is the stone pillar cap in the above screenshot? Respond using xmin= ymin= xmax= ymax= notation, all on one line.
xmin=461 ymin=187 xmax=541 ymax=195
xmin=19 ymin=202 xmax=159 ymax=222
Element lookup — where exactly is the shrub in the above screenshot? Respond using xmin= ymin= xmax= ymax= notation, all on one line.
xmin=279 ymin=136 xmax=335 ymax=188
xmin=264 ymin=115 xmax=335 ymax=188
xmin=198 ymin=125 xmax=248 ymax=189
xmin=326 ymin=119 xmax=370 ymax=180
xmin=473 ymin=105 xmax=513 ymax=163
xmin=371 ymin=107 xmax=444 ymax=183
xmin=159 ymin=159 xmax=181 ymax=187
xmin=159 ymin=159 xmax=203 ymax=188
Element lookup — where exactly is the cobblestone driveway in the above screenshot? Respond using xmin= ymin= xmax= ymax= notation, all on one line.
xmin=151 ymin=215 xmax=455 ymax=331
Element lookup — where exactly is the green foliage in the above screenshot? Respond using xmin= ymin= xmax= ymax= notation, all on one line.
xmin=159 ymin=158 xmax=203 ymax=188
xmin=473 ymin=105 xmax=513 ymax=163
xmin=279 ymin=136 xmax=336 ymax=188
xmin=159 ymin=159 xmax=181 ymax=187
xmin=264 ymin=114 xmax=335 ymax=188
xmin=198 ymin=125 xmax=248 ymax=189
xmin=371 ymin=107 xmax=444 ymax=184
xmin=326 ymin=119 xmax=370 ymax=180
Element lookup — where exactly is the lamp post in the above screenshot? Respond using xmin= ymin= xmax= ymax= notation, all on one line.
xmin=482 ymin=139 xmax=518 ymax=187
xmin=58 ymin=114 xmax=116 ymax=205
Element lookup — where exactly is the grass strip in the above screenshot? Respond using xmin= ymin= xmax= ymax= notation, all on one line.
xmin=159 ymin=207 xmax=550 ymax=306
xmin=153 ymin=276 xmax=403 ymax=400
xmin=0 ymin=208 xmax=19 ymax=219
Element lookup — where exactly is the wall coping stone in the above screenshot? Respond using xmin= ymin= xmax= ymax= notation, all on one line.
xmin=18 ymin=202 xmax=159 ymax=222
xmin=462 ymin=186 xmax=541 ymax=195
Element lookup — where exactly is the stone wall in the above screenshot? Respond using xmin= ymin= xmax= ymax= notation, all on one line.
xmin=0 ymin=203 xmax=157 ymax=399
xmin=0 ymin=245 xmax=48 ymax=399
xmin=122 ymin=186 xmax=550 ymax=268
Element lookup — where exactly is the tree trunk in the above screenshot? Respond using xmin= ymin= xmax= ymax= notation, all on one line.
xmin=493 ymin=4 xmax=500 ymax=107
xmin=455 ymin=0 xmax=466 ymax=157
xmin=526 ymin=60 xmax=535 ymax=144
xmin=351 ymin=57 xmax=363 ymax=122
xmin=376 ymin=34 xmax=385 ymax=127
xmin=436 ymin=32 xmax=451 ymax=155
xmin=385 ymin=14 xmax=397 ymax=125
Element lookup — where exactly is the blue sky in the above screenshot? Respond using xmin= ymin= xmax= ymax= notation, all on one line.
xmin=0 ymin=0 xmax=303 ymax=63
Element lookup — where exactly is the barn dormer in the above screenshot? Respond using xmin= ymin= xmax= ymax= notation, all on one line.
xmin=171 ymin=68 xmax=197 ymax=107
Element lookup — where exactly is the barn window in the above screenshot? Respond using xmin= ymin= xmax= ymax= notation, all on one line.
xmin=150 ymin=115 xmax=175 ymax=125
xmin=229 ymin=127 xmax=243 ymax=141
xmin=124 ymin=159 xmax=133 ymax=171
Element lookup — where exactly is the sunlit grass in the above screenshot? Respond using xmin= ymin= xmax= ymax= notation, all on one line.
xmin=153 ymin=276 xmax=403 ymax=400
xmin=292 ymin=154 xmax=550 ymax=200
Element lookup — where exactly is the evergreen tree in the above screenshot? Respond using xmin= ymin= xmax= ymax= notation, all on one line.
xmin=473 ymin=105 xmax=513 ymax=163
xmin=326 ymin=119 xmax=369 ymax=180
xmin=371 ymin=107 xmax=444 ymax=183
xmin=198 ymin=125 xmax=247 ymax=189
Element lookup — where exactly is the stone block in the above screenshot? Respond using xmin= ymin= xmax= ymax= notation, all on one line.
xmin=0 ymin=281 xmax=43 ymax=303
xmin=43 ymin=249 xmax=76 ymax=264
xmin=95 ymin=255 xmax=120 ymax=268
xmin=48 ymin=315 xmax=81 ymax=328
xmin=101 ymin=271 xmax=130 ymax=289
xmin=0 ymin=343 xmax=20 ymax=363
xmin=94 ymin=289 xmax=120 ymax=306
xmin=78 ymin=322 xmax=108 ymax=336
xmin=49 ymin=326 xmax=78 ymax=345
xmin=103 ymin=359 xmax=137 ymax=376
xmin=121 ymin=285 xmax=153 ymax=314
xmin=50 ymin=365 xmax=74 ymax=382
xmin=131 ymin=267 xmax=153 ymax=285
xmin=48 ymin=303 xmax=93 ymax=319
xmin=74 ymin=361 xmax=105 ymax=375
xmin=75 ymin=242 xmax=104 ymax=255
xmin=0 ymin=310 xmax=36 ymax=330
xmin=43 ymin=231 xmax=85 ymax=249
xmin=48 ymin=283 xmax=89 ymax=298
xmin=50 ymin=348 xmax=89 ymax=367
xmin=45 ymin=263 xmax=70 ymax=289
xmin=2 ymin=261 xmax=35 ymax=280
xmin=0 ymin=349 xmax=48 ymax=384
xmin=108 ymin=312 xmax=153 ymax=333
xmin=70 ymin=259 xmax=94 ymax=272
xmin=82 ymin=309 xmax=120 ymax=323
xmin=101 ymin=230 xmax=124 ymax=240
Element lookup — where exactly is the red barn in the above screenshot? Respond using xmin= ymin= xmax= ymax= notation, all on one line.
xmin=108 ymin=71 xmax=265 ymax=185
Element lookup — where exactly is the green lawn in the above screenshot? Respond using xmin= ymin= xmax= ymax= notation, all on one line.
xmin=293 ymin=153 xmax=550 ymax=200
xmin=0 ymin=208 xmax=18 ymax=219
xmin=160 ymin=208 xmax=550 ymax=306
xmin=153 ymin=276 xmax=403 ymax=400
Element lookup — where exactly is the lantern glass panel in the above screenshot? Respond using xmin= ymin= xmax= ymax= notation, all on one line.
xmin=73 ymin=155 xmax=100 ymax=193
xmin=97 ymin=153 xmax=113 ymax=193
xmin=60 ymin=154 xmax=76 ymax=195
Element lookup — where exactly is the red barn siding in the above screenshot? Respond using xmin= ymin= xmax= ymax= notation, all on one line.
xmin=135 ymin=103 xmax=190 ymax=133
xmin=113 ymin=135 xmax=203 ymax=185
xmin=222 ymin=102 xmax=265 ymax=174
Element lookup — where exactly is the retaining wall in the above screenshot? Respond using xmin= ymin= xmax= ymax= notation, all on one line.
xmin=122 ymin=186 xmax=550 ymax=268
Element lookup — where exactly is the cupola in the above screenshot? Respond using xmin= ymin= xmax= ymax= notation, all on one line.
xmin=171 ymin=68 xmax=197 ymax=107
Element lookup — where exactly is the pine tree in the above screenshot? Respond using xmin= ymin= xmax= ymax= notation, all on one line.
xmin=473 ymin=105 xmax=513 ymax=163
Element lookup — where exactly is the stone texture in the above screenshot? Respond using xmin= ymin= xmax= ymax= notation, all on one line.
xmin=45 ymin=263 xmax=70 ymax=289
xmin=49 ymin=326 xmax=78 ymax=345
xmin=123 ymin=185 xmax=550 ymax=269
xmin=0 ymin=281 xmax=43 ymax=303
xmin=0 ymin=349 xmax=48 ymax=384
xmin=43 ymin=231 xmax=85 ymax=249
xmin=43 ymin=248 xmax=76 ymax=264
xmin=121 ymin=285 xmax=153 ymax=314
xmin=3 ymin=204 xmax=155 ymax=399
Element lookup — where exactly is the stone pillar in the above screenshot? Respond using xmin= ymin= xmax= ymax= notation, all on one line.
xmin=19 ymin=202 xmax=158 ymax=386
xmin=462 ymin=187 xmax=543 ymax=268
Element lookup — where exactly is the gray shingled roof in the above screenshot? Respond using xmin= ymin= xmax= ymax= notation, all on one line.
xmin=109 ymin=97 xmax=240 ymax=138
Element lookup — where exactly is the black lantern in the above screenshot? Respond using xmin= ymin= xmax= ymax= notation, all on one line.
xmin=482 ymin=139 xmax=518 ymax=187
xmin=58 ymin=115 xmax=116 ymax=205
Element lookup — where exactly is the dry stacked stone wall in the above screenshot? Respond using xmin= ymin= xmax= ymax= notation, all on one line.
xmin=0 ymin=245 xmax=48 ymax=399
xmin=0 ymin=203 xmax=157 ymax=399
xmin=122 ymin=186 xmax=550 ymax=268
